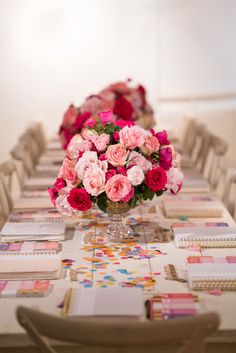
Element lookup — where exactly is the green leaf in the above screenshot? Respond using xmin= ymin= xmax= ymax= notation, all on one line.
xmin=104 ymin=123 xmax=115 ymax=134
xmin=155 ymin=189 xmax=164 ymax=197
xmin=96 ymin=194 xmax=108 ymax=212
xmin=143 ymin=186 xmax=155 ymax=201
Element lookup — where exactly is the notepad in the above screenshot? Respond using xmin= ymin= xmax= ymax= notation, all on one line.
xmin=6 ymin=208 xmax=63 ymax=223
xmin=0 ymin=241 xmax=61 ymax=254
xmin=63 ymin=288 xmax=144 ymax=317
xmin=163 ymin=197 xmax=223 ymax=218
xmin=174 ymin=226 xmax=236 ymax=248
xmin=186 ymin=256 xmax=236 ymax=290
xmin=0 ymin=222 xmax=65 ymax=241
xmin=0 ymin=280 xmax=52 ymax=297
xmin=0 ymin=252 xmax=61 ymax=280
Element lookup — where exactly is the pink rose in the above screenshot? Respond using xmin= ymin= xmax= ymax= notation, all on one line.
xmin=106 ymin=144 xmax=129 ymax=167
xmin=83 ymin=165 xmax=106 ymax=196
xmin=55 ymin=187 xmax=75 ymax=216
xmin=75 ymin=151 xmax=107 ymax=180
xmin=121 ymin=186 xmax=134 ymax=202
xmin=98 ymin=110 xmax=114 ymax=124
xmin=105 ymin=174 xmax=132 ymax=202
xmin=140 ymin=135 xmax=160 ymax=155
xmin=66 ymin=134 xmax=83 ymax=159
xmin=58 ymin=158 xmax=80 ymax=187
xmin=84 ymin=117 xmax=97 ymax=128
xmin=81 ymin=95 xmax=102 ymax=114
xmin=127 ymin=166 xmax=144 ymax=186
xmin=94 ymin=133 xmax=110 ymax=151
xmin=166 ymin=167 xmax=184 ymax=194
xmin=119 ymin=125 xmax=145 ymax=149
xmin=128 ymin=151 xmax=152 ymax=172
xmin=81 ymin=128 xmax=98 ymax=143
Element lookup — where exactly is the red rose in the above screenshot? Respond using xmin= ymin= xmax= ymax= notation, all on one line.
xmin=67 ymin=188 xmax=92 ymax=211
xmin=145 ymin=166 xmax=167 ymax=192
xmin=73 ymin=112 xmax=91 ymax=132
xmin=113 ymin=96 xmax=134 ymax=120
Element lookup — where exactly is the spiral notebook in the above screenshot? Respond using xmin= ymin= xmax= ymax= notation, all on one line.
xmin=6 ymin=208 xmax=63 ymax=223
xmin=0 ymin=280 xmax=52 ymax=297
xmin=0 ymin=222 xmax=65 ymax=241
xmin=0 ymin=252 xmax=62 ymax=280
xmin=186 ymin=256 xmax=236 ymax=290
xmin=163 ymin=197 xmax=223 ymax=218
xmin=174 ymin=226 xmax=236 ymax=248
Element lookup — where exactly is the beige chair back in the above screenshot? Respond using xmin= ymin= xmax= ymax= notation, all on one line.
xmin=0 ymin=174 xmax=13 ymax=222
xmin=17 ymin=306 xmax=220 ymax=353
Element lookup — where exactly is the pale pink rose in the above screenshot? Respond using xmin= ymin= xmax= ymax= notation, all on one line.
xmin=75 ymin=151 xmax=107 ymax=180
xmin=106 ymin=144 xmax=129 ymax=167
xmin=127 ymin=166 xmax=144 ymax=186
xmin=55 ymin=187 xmax=76 ymax=216
xmin=83 ymin=165 xmax=106 ymax=196
xmin=98 ymin=111 xmax=114 ymax=124
xmin=81 ymin=128 xmax=98 ymax=143
xmin=58 ymin=157 xmax=80 ymax=187
xmin=94 ymin=133 xmax=110 ymax=151
xmin=105 ymin=174 xmax=132 ymax=202
xmin=66 ymin=134 xmax=84 ymax=159
xmin=166 ymin=167 xmax=184 ymax=194
xmin=128 ymin=151 xmax=152 ymax=172
xmin=81 ymin=95 xmax=102 ymax=114
xmin=140 ymin=135 xmax=160 ymax=155
xmin=119 ymin=125 xmax=145 ymax=149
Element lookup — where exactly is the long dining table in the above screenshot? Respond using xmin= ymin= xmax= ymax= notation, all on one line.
xmin=0 ymin=137 xmax=236 ymax=353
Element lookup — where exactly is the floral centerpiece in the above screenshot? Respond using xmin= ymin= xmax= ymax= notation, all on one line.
xmin=51 ymin=110 xmax=183 ymax=240
xmin=58 ymin=80 xmax=155 ymax=150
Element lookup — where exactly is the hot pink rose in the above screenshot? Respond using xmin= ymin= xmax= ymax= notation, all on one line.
xmin=84 ymin=117 xmax=97 ymax=128
xmin=114 ymin=119 xmax=135 ymax=128
xmin=159 ymin=147 xmax=172 ymax=170
xmin=98 ymin=111 xmax=114 ymax=124
xmin=83 ymin=165 xmax=106 ymax=196
xmin=105 ymin=169 xmax=116 ymax=181
xmin=113 ymin=131 xmax=120 ymax=142
xmin=140 ymin=135 xmax=160 ymax=155
xmin=94 ymin=133 xmax=110 ymax=151
xmin=58 ymin=158 xmax=80 ymax=187
xmin=105 ymin=174 xmax=132 ymax=202
xmin=106 ymin=144 xmax=129 ymax=167
xmin=54 ymin=178 xmax=66 ymax=191
xmin=117 ymin=166 xmax=127 ymax=175
xmin=155 ymin=130 xmax=170 ymax=145
xmin=119 ymin=125 xmax=145 ymax=149
xmin=48 ymin=187 xmax=58 ymax=206
xmin=128 ymin=151 xmax=152 ymax=172
xmin=127 ymin=166 xmax=144 ymax=186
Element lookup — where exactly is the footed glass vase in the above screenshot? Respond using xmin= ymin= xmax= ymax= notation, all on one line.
xmin=103 ymin=202 xmax=131 ymax=241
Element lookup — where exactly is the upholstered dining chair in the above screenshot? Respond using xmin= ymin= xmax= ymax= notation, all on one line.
xmin=0 ymin=173 xmax=13 ymax=222
xmin=0 ymin=159 xmax=24 ymax=198
xmin=16 ymin=306 xmax=220 ymax=353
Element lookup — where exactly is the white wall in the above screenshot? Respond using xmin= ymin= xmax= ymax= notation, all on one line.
xmin=0 ymin=0 xmax=236 ymax=162
xmin=0 ymin=0 xmax=160 ymax=161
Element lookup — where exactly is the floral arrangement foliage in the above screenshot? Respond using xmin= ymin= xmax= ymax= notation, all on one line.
xmin=59 ymin=80 xmax=155 ymax=149
xmin=50 ymin=111 xmax=183 ymax=215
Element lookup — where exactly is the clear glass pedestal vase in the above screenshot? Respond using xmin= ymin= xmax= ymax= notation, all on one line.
xmin=103 ymin=202 xmax=131 ymax=242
